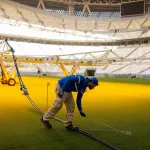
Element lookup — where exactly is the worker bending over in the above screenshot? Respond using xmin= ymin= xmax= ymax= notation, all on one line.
xmin=40 ymin=74 xmax=98 ymax=130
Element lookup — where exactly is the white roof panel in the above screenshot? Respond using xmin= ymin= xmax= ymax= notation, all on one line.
xmin=127 ymin=46 xmax=150 ymax=58
xmin=96 ymin=22 xmax=109 ymax=30
xmin=109 ymin=21 xmax=129 ymax=30
xmin=77 ymin=20 xmax=95 ymax=30
xmin=128 ymin=19 xmax=146 ymax=29
xmin=114 ymin=31 xmax=142 ymax=39
xmin=113 ymin=47 xmax=136 ymax=58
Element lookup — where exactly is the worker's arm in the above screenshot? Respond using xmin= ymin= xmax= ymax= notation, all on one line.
xmin=76 ymin=91 xmax=86 ymax=117
xmin=76 ymin=92 xmax=83 ymax=111
xmin=75 ymin=75 xmax=86 ymax=117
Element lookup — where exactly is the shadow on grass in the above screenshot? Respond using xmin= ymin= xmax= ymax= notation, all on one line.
xmin=27 ymin=108 xmax=43 ymax=117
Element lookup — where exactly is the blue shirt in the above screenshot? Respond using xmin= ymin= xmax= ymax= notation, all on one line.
xmin=58 ymin=75 xmax=89 ymax=111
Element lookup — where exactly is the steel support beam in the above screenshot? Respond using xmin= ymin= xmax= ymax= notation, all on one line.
xmin=37 ymin=0 xmax=46 ymax=9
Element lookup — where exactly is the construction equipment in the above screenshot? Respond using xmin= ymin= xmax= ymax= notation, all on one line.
xmin=0 ymin=64 xmax=16 ymax=86
xmin=0 ymin=41 xmax=17 ymax=86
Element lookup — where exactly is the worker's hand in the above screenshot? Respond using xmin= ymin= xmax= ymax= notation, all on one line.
xmin=58 ymin=92 xmax=64 ymax=98
xmin=80 ymin=111 xmax=86 ymax=117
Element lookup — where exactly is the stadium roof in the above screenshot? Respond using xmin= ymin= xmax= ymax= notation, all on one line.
xmin=9 ymin=0 xmax=150 ymax=12
xmin=10 ymin=0 xmax=120 ymax=12
xmin=0 ymin=0 xmax=149 ymax=45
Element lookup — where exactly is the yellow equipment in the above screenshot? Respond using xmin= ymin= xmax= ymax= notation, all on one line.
xmin=0 ymin=41 xmax=17 ymax=86
xmin=59 ymin=62 xmax=79 ymax=76
xmin=0 ymin=58 xmax=17 ymax=86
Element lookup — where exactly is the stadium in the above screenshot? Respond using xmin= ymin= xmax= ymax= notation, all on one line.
xmin=0 ymin=0 xmax=150 ymax=149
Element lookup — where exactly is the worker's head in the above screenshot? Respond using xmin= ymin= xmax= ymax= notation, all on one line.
xmin=88 ymin=77 xmax=98 ymax=90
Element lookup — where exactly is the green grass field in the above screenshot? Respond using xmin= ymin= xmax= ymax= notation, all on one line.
xmin=99 ymin=77 xmax=150 ymax=85
xmin=0 ymin=76 xmax=150 ymax=150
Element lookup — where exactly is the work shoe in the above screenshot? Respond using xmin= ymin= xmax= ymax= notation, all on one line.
xmin=40 ymin=117 xmax=52 ymax=129
xmin=65 ymin=124 xmax=79 ymax=131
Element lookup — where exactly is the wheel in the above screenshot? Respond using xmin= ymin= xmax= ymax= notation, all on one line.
xmin=8 ymin=78 xmax=16 ymax=86
xmin=1 ymin=79 xmax=7 ymax=84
